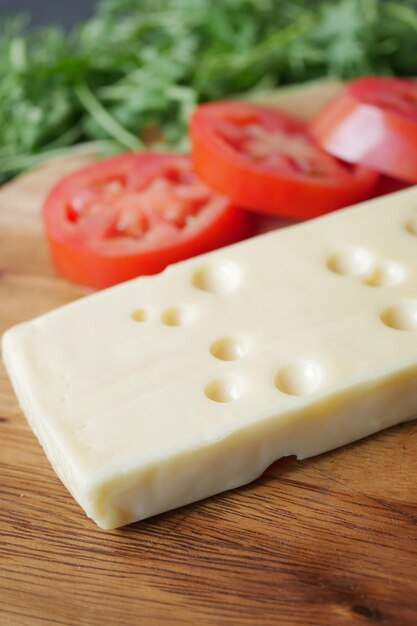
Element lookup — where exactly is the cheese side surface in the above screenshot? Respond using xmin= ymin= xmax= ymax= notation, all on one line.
xmin=3 ymin=187 xmax=417 ymax=529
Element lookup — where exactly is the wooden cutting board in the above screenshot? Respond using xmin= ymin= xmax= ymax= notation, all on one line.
xmin=1 ymin=81 xmax=417 ymax=626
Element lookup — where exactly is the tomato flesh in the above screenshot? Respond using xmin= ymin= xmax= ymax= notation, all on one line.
xmin=65 ymin=160 xmax=214 ymax=239
xmin=191 ymin=101 xmax=378 ymax=219
xmin=311 ymin=77 xmax=417 ymax=183
xmin=349 ymin=77 xmax=417 ymax=123
xmin=217 ymin=118 xmax=350 ymax=179
xmin=43 ymin=153 xmax=253 ymax=289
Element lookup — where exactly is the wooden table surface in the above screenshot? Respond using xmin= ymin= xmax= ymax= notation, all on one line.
xmin=1 ymin=82 xmax=417 ymax=626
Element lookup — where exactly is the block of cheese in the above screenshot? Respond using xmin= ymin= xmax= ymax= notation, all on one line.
xmin=3 ymin=187 xmax=417 ymax=529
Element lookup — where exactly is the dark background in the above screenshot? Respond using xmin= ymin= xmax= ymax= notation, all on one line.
xmin=0 ymin=0 xmax=97 ymax=28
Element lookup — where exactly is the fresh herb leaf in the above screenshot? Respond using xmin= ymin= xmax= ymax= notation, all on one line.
xmin=0 ymin=0 xmax=416 ymax=184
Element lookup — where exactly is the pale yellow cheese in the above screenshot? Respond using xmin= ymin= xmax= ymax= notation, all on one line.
xmin=3 ymin=187 xmax=417 ymax=529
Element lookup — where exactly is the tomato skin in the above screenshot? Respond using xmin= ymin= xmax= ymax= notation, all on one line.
xmin=311 ymin=77 xmax=417 ymax=184
xmin=190 ymin=101 xmax=378 ymax=220
xmin=43 ymin=153 xmax=253 ymax=289
xmin=371 ymin=175 xmax=411 ymax=198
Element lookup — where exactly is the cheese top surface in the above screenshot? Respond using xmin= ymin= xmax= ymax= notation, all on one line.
xmin=3 ymin=187 xmax=417 ymax=525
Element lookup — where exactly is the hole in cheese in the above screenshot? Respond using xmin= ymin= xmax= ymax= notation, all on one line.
xmin=363 ymin=261 xmax=405 ymax=287
xmin=131 ymin=309 xmax=148 ymax=322
xmin=161 ymin=306 xmax=192 ymax=327
xmin=381 ymin=301 xmax=417 ymax=331
xmin=204 ymin=377 xmax=242 ymax=403
xmin=327 ymin=247 xmax=374 ymax=277
xmin=275 ymin=360 xmax=323 ymax=396
xmin=210 ymin=336 xmax=248 ymax=361
xmin=192 ymin=261 xmax=241 ymax=294
xmin=405 ymin=218 xmax=417 ymax=236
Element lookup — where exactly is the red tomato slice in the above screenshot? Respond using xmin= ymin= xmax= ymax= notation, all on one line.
xmin=43 ymin=153 xmax=253 ymax=289
xmin=372 ymin=175 xmax=411 ymax=198
xmin=311 ymin=77 xmax=417 ymax=183
xmin=190 ymin=101 xmax=377 ymax=219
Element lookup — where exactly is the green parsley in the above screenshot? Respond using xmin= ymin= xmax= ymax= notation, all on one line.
xmin=0 ymin=0 xmax=416 ymax=183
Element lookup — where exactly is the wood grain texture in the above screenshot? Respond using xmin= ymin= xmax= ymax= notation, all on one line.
xmin=1 ymin=81 xmax=417 ymax=626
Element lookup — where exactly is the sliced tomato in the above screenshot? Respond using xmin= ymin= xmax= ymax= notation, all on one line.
xmin=372 ymin=175 xmax=410 ymax=198
xmin=190 ymin=101 xmax=377 ymax=219
xmin=311 ymin=77 xmax=417 ymax=183
xmin=43 ymin=153 xmax=253 ymax=289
